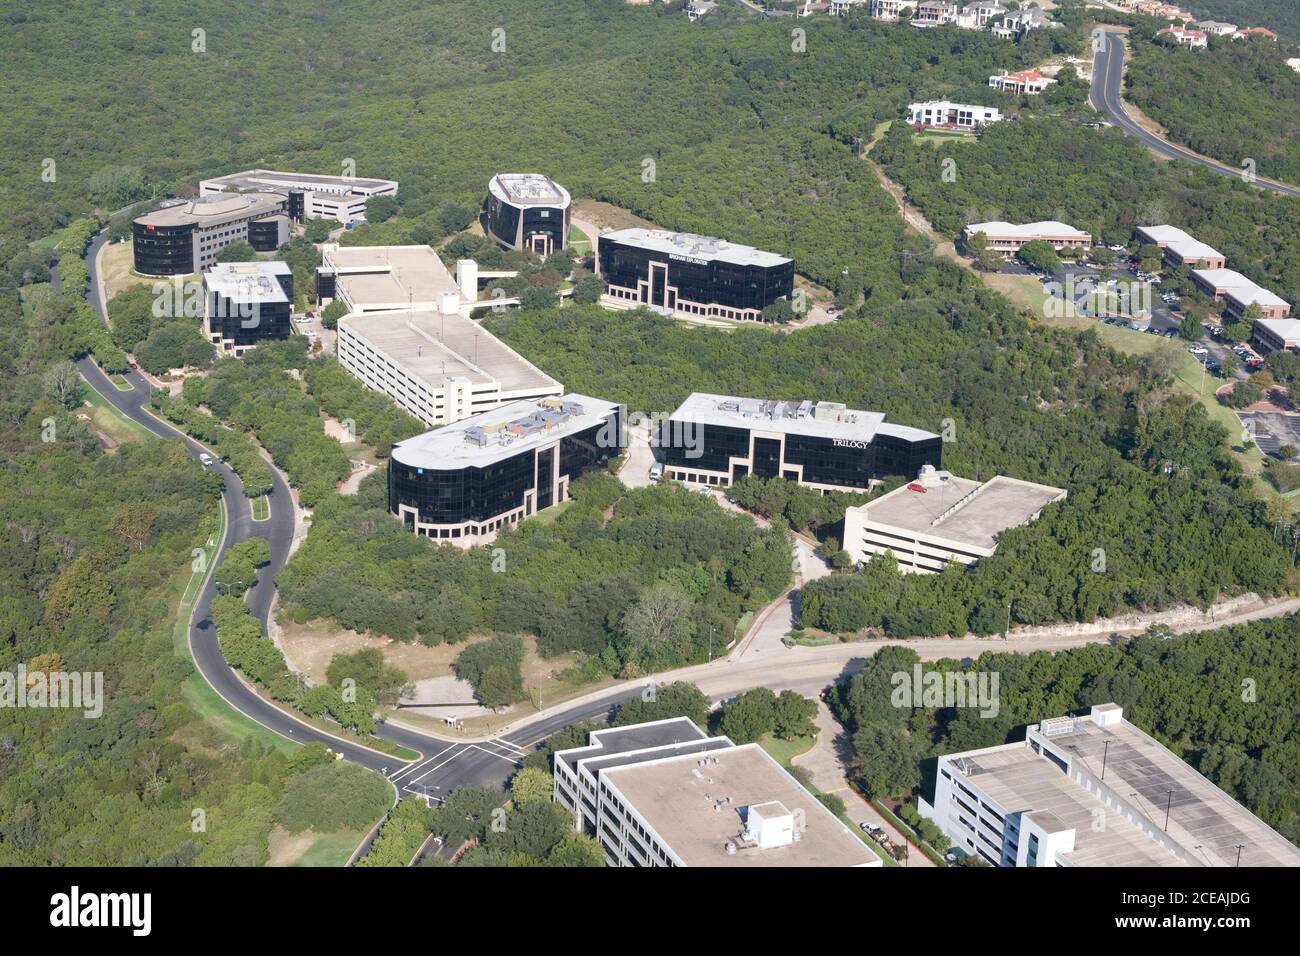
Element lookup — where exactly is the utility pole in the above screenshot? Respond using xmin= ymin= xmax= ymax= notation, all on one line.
xmin=1004 ymin=602 xmax=1011 ymax=641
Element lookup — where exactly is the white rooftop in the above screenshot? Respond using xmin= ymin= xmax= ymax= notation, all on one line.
xmin=322 ymin=244 xmax=461 ymax=310
xmin=669 ymin=392 xmax=938 ymax=444
xmin=338 ymin=308 xmax=561 ymax=394
xmin=603 ymin=228 xmax=792 ymax=269
xmin=965 ymin=220 xmax=1091 ymax=239
xmin=390 ymin=394 xmax=620 ymax=470
xmin=203 ymin=168 xmax=397 ymax=194
xmin=488 ymin=173 xmax=571 ymax=208
xmin=1136 ymin=224 xmax=1223 ymax=262
xmin=1257 ymin=318 xmax=1300 ymax=341
xmin=204 ymin=261 xmax=291 ymax=304
xmin=1193 ymin=269 xmax=1290 ymax=309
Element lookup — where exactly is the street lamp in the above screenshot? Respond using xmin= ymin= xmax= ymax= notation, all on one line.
xmin=1235 ymin=843 xmax=1246 ymax=867
xmin=1163 ymin=789 xmax=1175 ymax=832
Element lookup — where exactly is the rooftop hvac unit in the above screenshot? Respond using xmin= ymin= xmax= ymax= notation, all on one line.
xmin=725 ymin=842 xmax=737 ymax=855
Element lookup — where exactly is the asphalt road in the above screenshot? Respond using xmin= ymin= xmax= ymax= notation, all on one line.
xmin=1090 ymin=31 xmax=1300 ymax=199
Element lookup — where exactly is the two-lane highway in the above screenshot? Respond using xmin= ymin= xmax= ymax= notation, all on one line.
xmin=1090 ymin=31 xmax=1300 ymax=199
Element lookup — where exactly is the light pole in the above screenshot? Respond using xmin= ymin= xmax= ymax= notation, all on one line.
xmin=708 ymin=625 xmax=716 ymax=662
xmin=1235 ymin=843 xmax=1245 ymax=867
xmin=1163 ymin=789 xmax=1174 ymax=832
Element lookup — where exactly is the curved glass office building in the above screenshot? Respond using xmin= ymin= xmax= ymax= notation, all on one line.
xmin=388 ymin=394 xmax=623 ymax=545
xmin=132 ymin=193 xmax=288 ymax=276
xmin=485 ymin=173 xmax=571 ymax=255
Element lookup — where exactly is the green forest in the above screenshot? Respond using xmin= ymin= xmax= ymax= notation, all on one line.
xmin=1127 ymin=27 xmax=1300 ymax=185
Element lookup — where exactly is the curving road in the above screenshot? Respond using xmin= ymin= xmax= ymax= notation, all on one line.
xmin=1090 ymin=31 xmax=1300 ymax=199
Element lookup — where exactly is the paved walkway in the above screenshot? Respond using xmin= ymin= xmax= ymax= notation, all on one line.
xmin=793 ymin=700 xmax=937 ymax=867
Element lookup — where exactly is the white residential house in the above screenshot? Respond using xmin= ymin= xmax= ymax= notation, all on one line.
xmin=912 ymin=2 xmax=959 ymax=25
xmin=959 ymin=2 xmax=1006 ymax=28
xmin=988 ymin=69 xmax=1055 ymax=94
xmin=1156 ymin=25 xmax=1208 ymax=48
xmin=868 ymin=0 xmax=910 ymax=20
xmin=686 ymin=0 xmax=717 ymax=21
xmin=992 ymin=7 xmax=1048 ymax=37
xmin=1193 ymin=20 xmax=1237 ymax=36
xmin=907 ymin=100 xmax=1003 ymax=130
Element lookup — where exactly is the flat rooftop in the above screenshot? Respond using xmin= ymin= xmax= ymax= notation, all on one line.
xmin=339 ymin=308 xmax=561 ymax=394
xmin=601 ymin=744 xmax=878 ymax=867
xmin=603 ymin=228 xmax=791 ymax=269
xmin=853 ymin=472 xmax=1066 ymax=551
xmin=323 ymin=244 xmax=461 ymax=309
xmin=955 ymin=745 xmax=1189 ymax=867
xmin=137 ymin=192 xmax=285 ymax=227
xmin=390 ymin=392 xmax=619 ymax=471
xmin=203 ymin=167 xmax=396 ymax=193
xmin=669 ymin=392 xmax=938 ymax=444
xmin=488 ymin=173 xmax=571 ymax=207
xmin=204 ymin=261 xmax=291 ymax=304
xmin=1035 ymin=717 xmax=1300 ymax=868
xmin=557 ymin=716 xmax=718 ymax=775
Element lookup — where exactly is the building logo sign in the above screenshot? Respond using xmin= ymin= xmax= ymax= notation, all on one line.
xmin=669 ymin=253 xmax=708 ymax=266
xmin=832 ymin=439 xmax=868 ymax=450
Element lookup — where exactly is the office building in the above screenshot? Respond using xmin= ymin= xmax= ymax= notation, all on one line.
xmin=202 ymin=261 xmax=293 ymax=356
xmin=921 ymin=704 xmax=1300 ymax=867
xmin=552 ymin=718 xmax=880 ymax=867
xmin=199 ymin=168 xmax=398 ymax=224
xmin=907 ymin=100 xmax=1003 ymax=131
xmin=485 ymin=173 xmax=572 ymax=255
xmin=597 ymin=228 xmax=794 ymax=323
xmin=132 ymin=193 xmax=288 ymax=276
xmin=842 ymin=464 xmax=1066 ymax=573
xmin=1191 ymin=268 xmax=1291 ymax=321
xmin=988 ymin=69 xmax=1055 ymax=94
xmin=963 ymin=219 xmax=1092 ymax=256
xmin=337 ymin=308 xmax=563 ymax=428
xmin=1252 ymin=318 xmax=1300 ymax=354
xmin=387 ymin=394 xmax=623 ymax=543
xmin=316 ymin=243 xmax=465 ymax=315
xmin=660 ymin=393 xmax=941 ymax=493
xmin=1134 ymin=225 xmax=1226 ymax=270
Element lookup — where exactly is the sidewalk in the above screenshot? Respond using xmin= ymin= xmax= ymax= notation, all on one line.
xmin=792 ymin=700 xmax=937 ymax=868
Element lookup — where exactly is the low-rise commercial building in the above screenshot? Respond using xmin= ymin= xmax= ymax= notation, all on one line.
xmin=988 ymin=68 xmax=1054 ymax=94
xmin=964 ymin=219 xmax=1092 ymax=256
xmin=1134 ymin=225 xmax=1226 ymax=270
xmin=597 ymin=228 xmax=794 ymax=323
xmin=199 ymin=168 xmax=398 ymax=224
xmin=337 ymin=308 xmax=562 ymax=428
xmin=843 ymin=464 xmax=1066 ymax=572
xmin=485 ymin=173 xmax=572 ymax=255
xmin=1252 ymin=318 xmax=1300 ymax=354
xmin=660 ymin=393 xmax=941 ymax=493
xmin=202 ymin=261 xmax=293 ymax=356
xmin=907 ymin=100 xmax=1003 ymax=130
xmin=388 ymin=394 xmax=622 ymax=543
xmin=921 ymin=704 xmax=1300 ymax=867
xmin=552 ymin=718 xmax=880 ymax=867
xmin=1191 ymin=268 xmax=1292 ymax=321
xmin=132 ymin=193 xmax=288 ymax=276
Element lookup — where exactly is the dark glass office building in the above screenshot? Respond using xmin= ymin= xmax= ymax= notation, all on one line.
xmin=485 ymin=173 xmax=572 ymax=255
xmin=388 ymin=394 xmax=624 ymax=544
xmin=203 ymin=262 xmax=294 ymax=356
xmin=598 ymin=228 xmax=795 ymax=322
xmin=132 ymin=220 xmax=195 ymax=276
xmin=660 ymin=394 xmax=941 ymax=492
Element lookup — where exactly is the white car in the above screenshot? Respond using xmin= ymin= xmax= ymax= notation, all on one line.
xmin=1188 ymin=347 xmax=1208 ymax=355
xmin=198 ymin=452 xmax=214 ymax=467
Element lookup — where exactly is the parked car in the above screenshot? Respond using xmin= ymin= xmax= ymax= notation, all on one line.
xmin=1188 ymin=346 xmax=1208 ymax=355
xmin=648 ymin=462 xmax=664 ymax=482
xmin=859 ymin=822 xmax=881 ymax=835
xmin=198 ymin=452 xmax=214 ymax=467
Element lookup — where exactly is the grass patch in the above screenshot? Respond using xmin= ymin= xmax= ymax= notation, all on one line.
xmin=294 ymin=830 xmax=368 ymax=867
xmin=758 ymin=733 xmax=816 ymax=768
xmin=29 ymin=224 xmax=73 ymax=255
xmin=568 ymin=225 xmax=592 ymax=255
xmin=108 ymin=373 xmax=133 ymax=391
xmin=251 ymin=494 xmax=270 ymax=521
xmin=529 ymin=498 xmax=573 ymax=525
xmin=82 ymin=388 xmax=153 ymax=444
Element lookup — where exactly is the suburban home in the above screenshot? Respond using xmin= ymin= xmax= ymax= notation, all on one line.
xmin=988 ymin=69 xmax=1055 ymax=94
xmin=1193 ymin=20 xmax=1237 ymax=36
xmin=912 ymin=1 xmax=959 ymax=25
xmin=868 ymin=0 xmax=910 ymax=19
xmin=907 ymin=100 xmax=1003 ymax=131
xmin=1157 ymin=25 xmax=1208 ymax=48
xmin=1234 ymin=27 xmax=1278 ymax=42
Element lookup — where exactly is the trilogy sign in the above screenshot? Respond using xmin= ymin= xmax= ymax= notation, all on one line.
xmin=832 ymin=439 xmax=868 ymax=450
xmin=669 ymin=253 xmax=708 ymax=266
